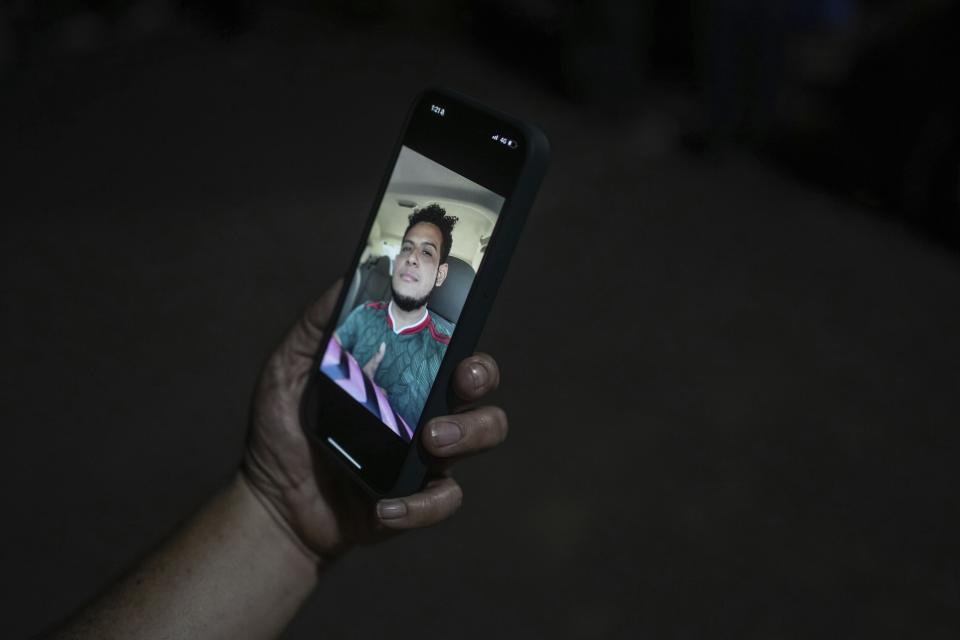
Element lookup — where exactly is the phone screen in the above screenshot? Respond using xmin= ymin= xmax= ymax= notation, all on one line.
xmin=319 ymin=144 xmax=506 ymax=441
xmin=309 ymin=90 xmax=535 ymax=492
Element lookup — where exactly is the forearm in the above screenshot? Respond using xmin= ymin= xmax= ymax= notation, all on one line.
xmin=44 ymin=474 xmax=320 ymax=640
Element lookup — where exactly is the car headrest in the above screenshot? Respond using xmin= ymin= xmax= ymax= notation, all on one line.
xmin=428 ymin=256 xmax=475 ymax=325
xmin=353 ymin=255 xmax=392 ymax=307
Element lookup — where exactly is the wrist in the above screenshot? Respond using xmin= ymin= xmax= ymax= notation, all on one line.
xmin=236 ymin=472 xmax=323 ymax=570
xmin=47 ymin=473 xmax=323 ymax=639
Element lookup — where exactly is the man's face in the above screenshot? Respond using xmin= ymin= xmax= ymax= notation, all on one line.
xmin=392 ymin=222 xmax=448 ymax=309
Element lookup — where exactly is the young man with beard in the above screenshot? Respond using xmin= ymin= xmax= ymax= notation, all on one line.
xmin=335 ymin=203 xmax=459 ymax=431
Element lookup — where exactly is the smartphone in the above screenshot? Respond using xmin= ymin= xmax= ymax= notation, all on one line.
xmin=301 ymin=88 xmax=549 ymax=497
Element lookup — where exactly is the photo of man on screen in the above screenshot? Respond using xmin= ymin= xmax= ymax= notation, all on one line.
xmin=334 ymin=203 xmax=459 ymax=430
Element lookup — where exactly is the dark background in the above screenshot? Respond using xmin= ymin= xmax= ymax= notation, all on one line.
xmin=3 ymin=1 xmax=960 ymax=637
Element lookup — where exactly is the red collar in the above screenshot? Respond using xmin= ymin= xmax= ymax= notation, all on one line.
xmin=386 ymin=301 xmax=431 ymax=335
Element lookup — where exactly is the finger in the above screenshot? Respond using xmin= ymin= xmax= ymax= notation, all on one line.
xmin=285 ymin=279 xmax=343 ymax=359
xmin=376 ymin=476 xmax=464 ymax=530
xmin=422 ymin=405 xmax=508 ymax=460
xmin=451 ymin=353 xmax=500 ymax=405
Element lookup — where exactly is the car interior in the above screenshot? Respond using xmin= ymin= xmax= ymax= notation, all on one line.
xmin=338 ymin=151 xmax=502 ymax=329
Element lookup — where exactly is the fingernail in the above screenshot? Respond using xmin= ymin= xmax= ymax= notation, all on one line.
xmin=429 ymin=421 xmax=463 ymax=447
xmin=377 ymin=499 xmax=407 ymax=520
xmin=469 ymin=362 xmax=488 ymax=391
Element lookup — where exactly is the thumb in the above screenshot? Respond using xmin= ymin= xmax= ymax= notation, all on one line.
xmin=281 ymin=279 xmax=343 ymax=360
xmin=363 ymin=342 xmax=386 ymax=378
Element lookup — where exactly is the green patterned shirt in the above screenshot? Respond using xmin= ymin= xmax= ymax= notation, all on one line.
xmin=335 ymin=300 xmax=453 ymax=429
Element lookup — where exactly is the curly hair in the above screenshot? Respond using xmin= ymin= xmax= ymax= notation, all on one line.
xmin=404 ymin=203 xmax=459 ymax=264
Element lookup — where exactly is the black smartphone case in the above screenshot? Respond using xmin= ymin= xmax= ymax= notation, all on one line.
xmin=302 ymin=87 xmax=550 ymax=497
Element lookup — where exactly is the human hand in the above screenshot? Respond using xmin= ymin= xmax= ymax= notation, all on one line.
xmin=362 ymin=341 xmax=386 ymax=380
xmin=242 ymin=281 xmax=507 ymax=563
